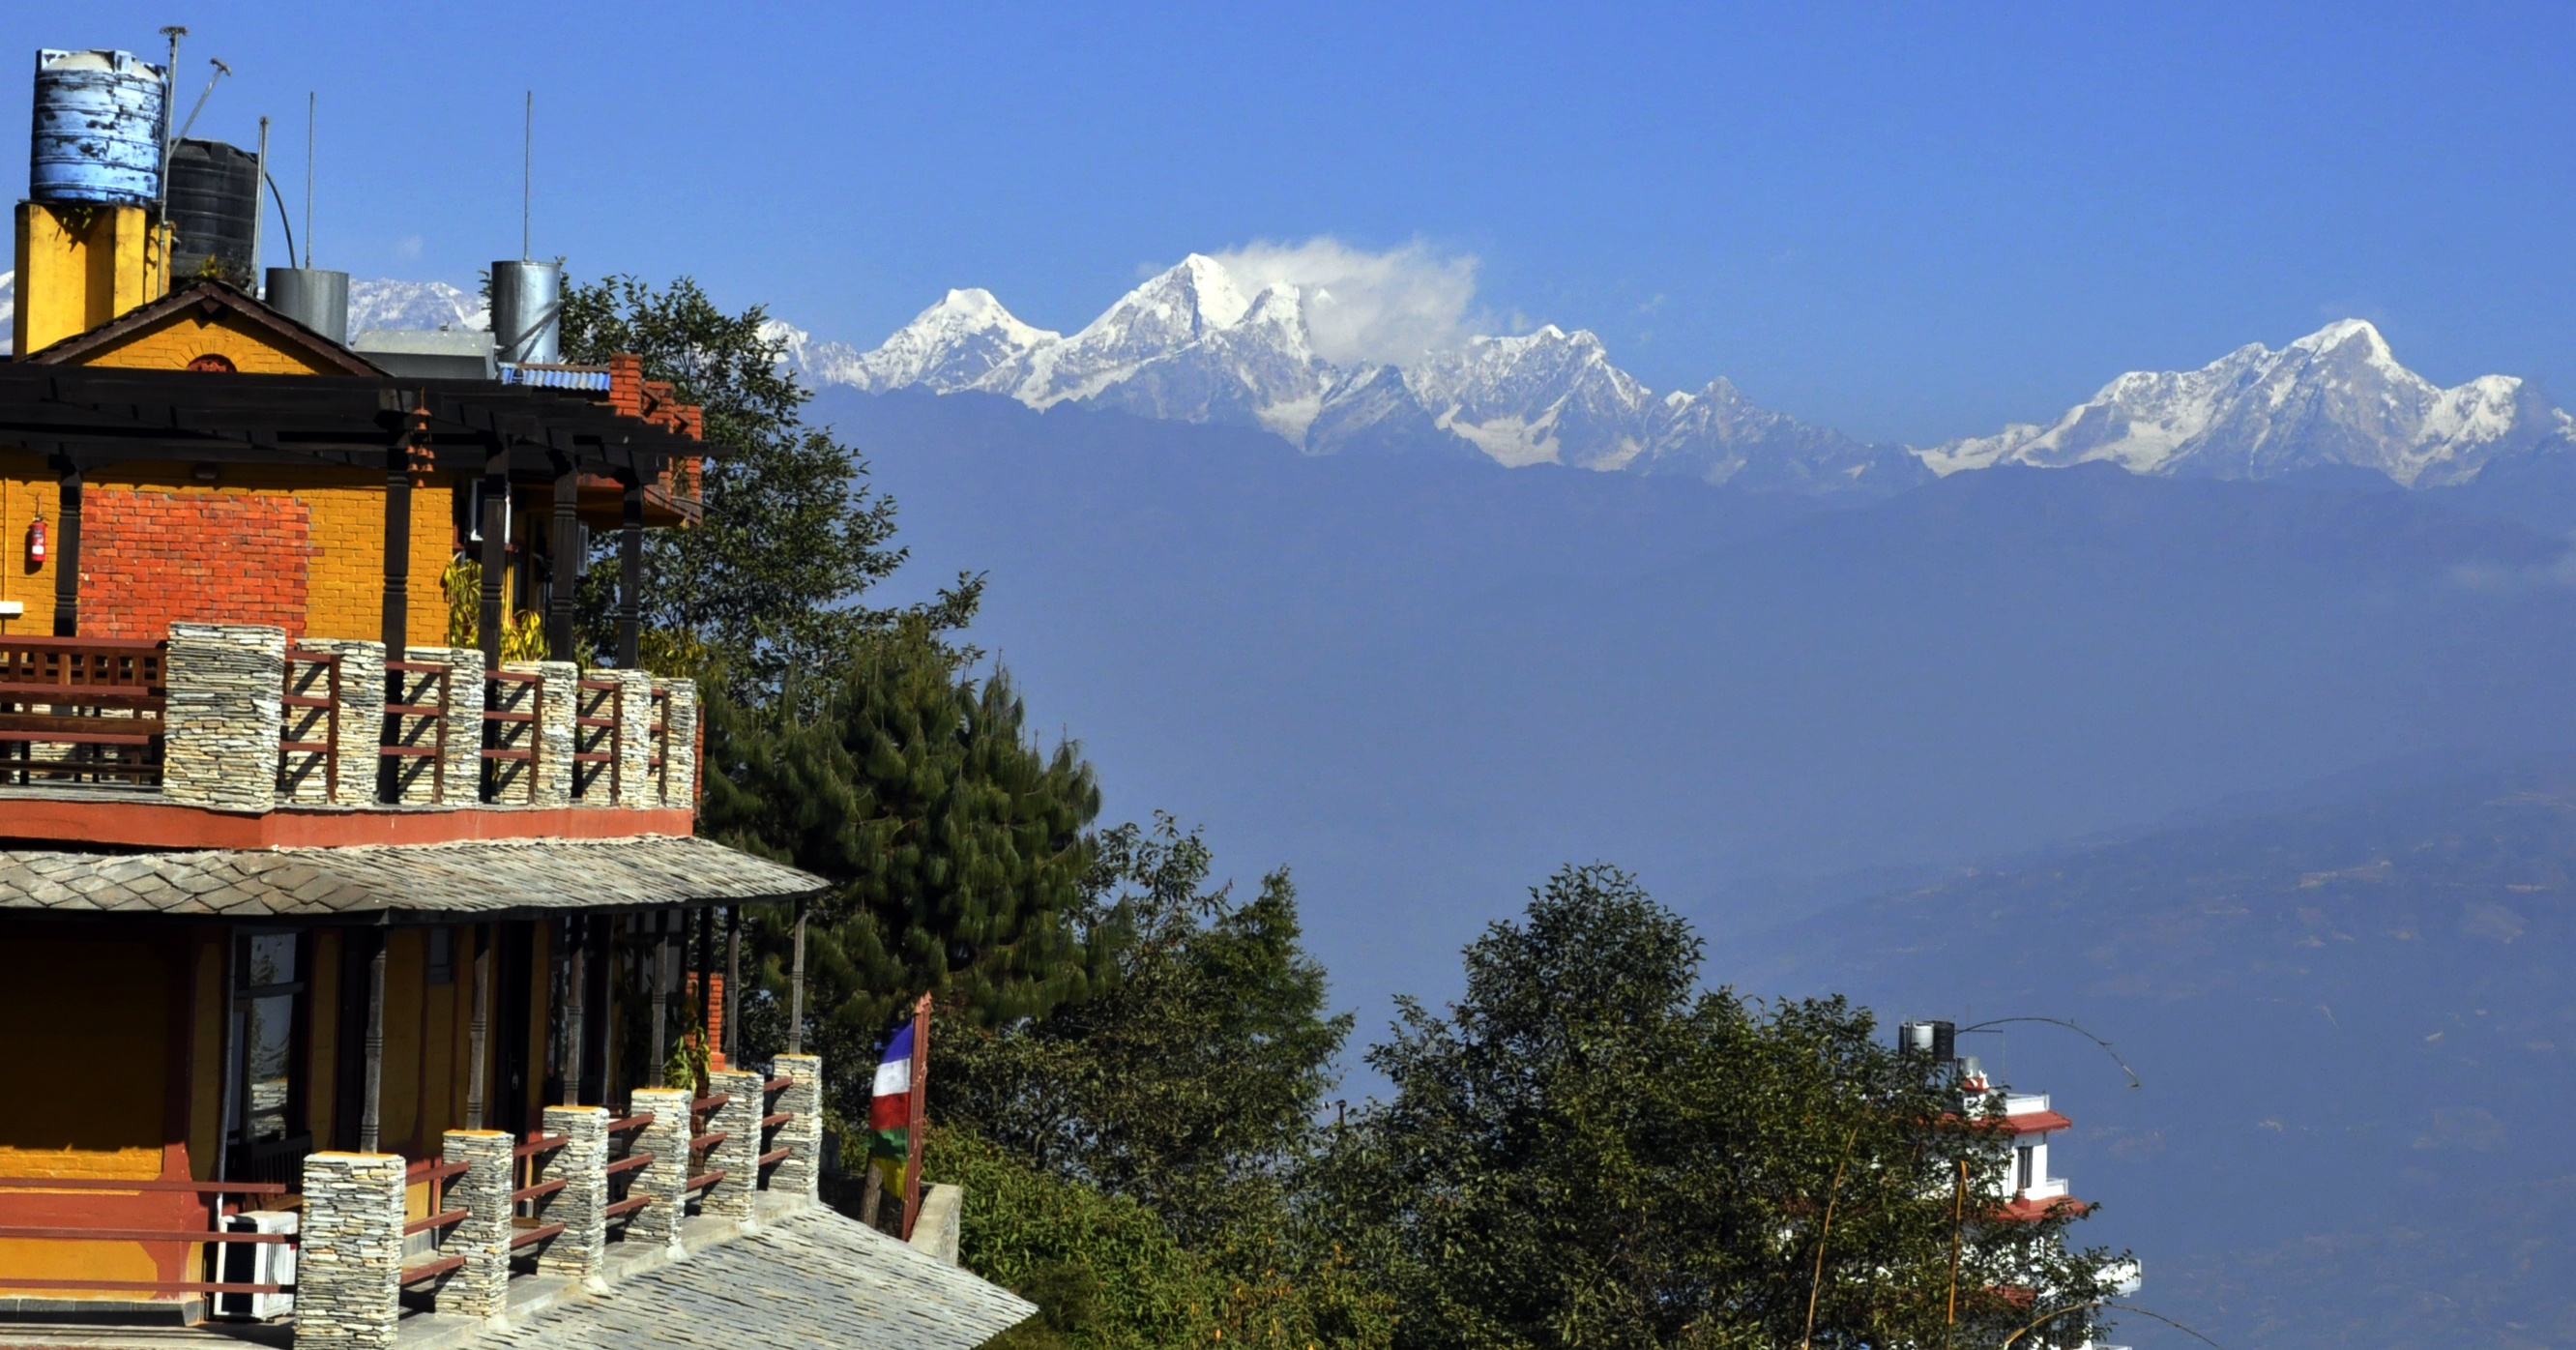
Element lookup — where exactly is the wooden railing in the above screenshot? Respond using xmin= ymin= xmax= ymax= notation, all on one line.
xmin=397 ymin=1157 xmax=472 ymax=1288
xmin=278 ymin=647 xmax=341 ymax=801
xmin=382 ymin=659 xmax=454 ymax=801
xmin=0 ymin=635 xmax=167 ymax=787
xmin=480 ymin=669 xmax=542 ymax=804
xmin=0 ymin=1174 xmax=294 ymax=1299
xmin=572 ymin=676 xmax=620 ymax=800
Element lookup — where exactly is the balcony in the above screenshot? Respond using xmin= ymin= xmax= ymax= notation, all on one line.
xmin=0 ymin=624 xmax=698 ymax=850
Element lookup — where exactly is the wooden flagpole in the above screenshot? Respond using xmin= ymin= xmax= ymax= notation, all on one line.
xmin=900 ymin=991 xmax=930 ymax=1239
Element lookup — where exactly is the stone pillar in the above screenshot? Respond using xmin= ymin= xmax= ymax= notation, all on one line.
xmin=436 ymin=1130 xmax=512 ymax=1322
xmin=163 ymin=622 xmax=284 ymax=811
xmin=404 ymin=646 xmax=484 ymax=806
xmin=600 ymin=668 xmax=655 ymax=807
xmin=507 ymin=660 xmax=577 ymax=807
xmin=623 ymin=1087 xmax=690 ymax=1253
xmin=295 ymin=1152 xmax=405 ymax=1350
xmin=538 ymin=1105 xmax=610 ymax=1284
xmin=767 ymin=1054 xmax=823 ymax=1203
xmin=290 ymin=638 xmax=385 ymax=806
xmin=660 ymin=678 xmax=697 ymax=809
xmin=908 ymin=1184 xmax=963 ymax=1266
xmin=701 ymin=1070 xmax=762 ymax=1224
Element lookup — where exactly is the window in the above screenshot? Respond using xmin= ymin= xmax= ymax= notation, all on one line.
xmin=2015 ymin=1144 xmax=2034 ymax=1192
xmin=232 ymin=931 xmax=307 ymax=1152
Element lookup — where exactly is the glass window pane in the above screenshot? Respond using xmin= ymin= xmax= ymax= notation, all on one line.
xmin=245 ymin=993 xmax=294 ymax=1142
xmin=246 ymin=933 xmax=298 ymax=988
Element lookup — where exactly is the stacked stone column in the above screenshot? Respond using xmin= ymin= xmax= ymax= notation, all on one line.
xmin=701 ymin=1070 xmax=762 ymax=1224
xmin=296 ymin=1152 xmax=406 ymax=1350
xmin=623 ymin=1087 xmax=690 ymax=1253
xmin=485 ymin=662 xmax=542 ymax=803
xmin=396 ymin=646 xmax=483 ymax=806
xmin=436 ymin=1130 xmax=512 ymax=1321
xmin=600 ymin=668 xmax=656 ymax=807
xmin=661 ymin=679 xmax=698 ymax=808
xmin=537 ymin=1106 xmax=610 ymax=1283
xmin=287 ymin=637 xmax=385 ymax=805
xmin=767 ymin=1054 xmax=824 ymax=1203
xmin=163 ymin=622 xmax=284 ymax=810
xmin=527 ymin=660 xmax=577 ymax=806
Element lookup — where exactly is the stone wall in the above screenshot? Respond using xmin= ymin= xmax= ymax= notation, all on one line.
xmin=661 ymin=679 xmax=697 ymax=808
xmin=296 ymin=1152 xmax=405 ymax=1350
xmin=437 ymin=1130 xmax=512 ymax=1321
xmin=404 ymin=646 xmax=484 ymax=806
xmin=527 ymin=660 xmax=576 ymax=807
xmin=601 ymin=668 xmax=656 ymax=807
xmin=766 ymin=1054 xmax=823 ymax=1202
xmin=162 ymin=622 xmax=283 ymax=810
xmin=539 ymin=1106 xmax=610 ymax=1283
xmin=287 ymin=637 xmax=384 ymax=805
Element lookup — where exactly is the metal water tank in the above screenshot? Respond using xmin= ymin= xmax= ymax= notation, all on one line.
xmin=167 ymin=138 xmax=259 ymax=286
xmin=491 ymin=260 xmax=564 ymax=364
xmin=29 ymin=48 xmax=168 ymax=206
xmin=266 ymin=268 xmax=349 ymax=344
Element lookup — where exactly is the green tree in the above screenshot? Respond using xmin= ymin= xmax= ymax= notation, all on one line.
xmin=556 ymin=273 xmax=977 ymax=697
xmin=941 ymin=815 xmax=1354 ymax=1247
xmin=705 ymin=622 xmax=1109 ymax=1121
xmin=1352 ymin=864 xmax=2123 ymax=1350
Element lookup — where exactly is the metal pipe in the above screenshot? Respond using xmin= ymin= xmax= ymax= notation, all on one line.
xmin=249 ymin=117 xmax=267 ymax=288
xmin=154 ymin=28 xmax=185 ymax=227
xmin=304 ymin=92 xmax=314 ymax=269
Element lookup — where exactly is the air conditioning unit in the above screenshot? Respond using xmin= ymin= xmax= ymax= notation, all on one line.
xmin=214 ymin=1210 xmax=297 ymax=1320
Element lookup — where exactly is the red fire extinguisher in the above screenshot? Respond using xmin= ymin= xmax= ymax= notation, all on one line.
xmin=26 ymin=512 xmax=44 ymax=568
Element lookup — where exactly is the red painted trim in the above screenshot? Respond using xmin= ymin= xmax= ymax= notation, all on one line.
xmin=2001 ymin=1110 xmax=2073 ymax=1135
xmin=0 ymin=796 xmax=695 ymax=851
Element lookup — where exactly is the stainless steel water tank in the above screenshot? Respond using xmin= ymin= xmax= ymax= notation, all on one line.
xmin=168 ymin=138 xmax=259 ymax=285
xmin=266 ymin=268 xmax=349 ymax=344
xmin=30 ymin=48 xmax=168 ymax=206
xmin=490 ymin=259 xmax=564 ymax=364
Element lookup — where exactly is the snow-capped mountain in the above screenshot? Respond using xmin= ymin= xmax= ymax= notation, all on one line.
xmin=348 ymin=278 xmax=486 ymax=334
xmin=790 ymin=253 xmax=1901 ymax=491
xmin=1919 ymin=319 xmax=2573 ymax=487
xmin=1 ymin=270 xmax=15 ymax=355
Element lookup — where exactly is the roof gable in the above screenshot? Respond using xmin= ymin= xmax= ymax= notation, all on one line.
xmin=18 ymin=279 xmax=384 ymax=375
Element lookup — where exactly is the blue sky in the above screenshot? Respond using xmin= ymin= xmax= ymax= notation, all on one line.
xmin=12 ymin=1 xmax=2576 ymax=444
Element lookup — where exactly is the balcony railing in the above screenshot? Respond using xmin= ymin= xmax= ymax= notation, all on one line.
xmin=0 ymin=624 xmax=697 ymax=816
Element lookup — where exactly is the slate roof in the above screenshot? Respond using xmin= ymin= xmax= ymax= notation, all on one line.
xmin=0 ymin=835 xmax=827 ymax=921
xmin=485 ymin=1204 xmax=1036 ymax=1350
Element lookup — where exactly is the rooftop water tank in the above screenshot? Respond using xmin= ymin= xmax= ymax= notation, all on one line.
xmin=168 ymin=138 xmax=259 ymax=286
xmin=491 ymin=260 xmax=564 ymax=364
xmin=30 ymin=48 xmax=168 ymax=206
xmin=266 ymin=268 xmax=349 ymax=344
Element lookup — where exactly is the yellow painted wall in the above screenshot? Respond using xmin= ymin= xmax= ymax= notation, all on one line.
xmin=309 ymin=930 xmax=342 ymax=1152
xmin=12 ymin=202 xmax=165 ymax=356
xmin=0 ymin=452 xmax=456 ymax=642
xmin=78 ymin=308 xmax=345 ymax=376
xmin=380 ymin=929 xmax=424 ymax=1154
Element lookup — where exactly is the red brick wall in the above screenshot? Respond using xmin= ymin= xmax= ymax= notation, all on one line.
xmin=80 ymin=490 xmax=312 ymax=639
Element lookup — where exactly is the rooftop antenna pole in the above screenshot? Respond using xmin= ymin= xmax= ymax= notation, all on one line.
xmin=174 ymin=58 xmax=232 ymax=147
xmin=521 ymin=90 xmax=532 ymax=261
xmin=305 ymin=93 xmax=315 ymax=270
xmin=155 ymin=26 xmax=187 ymax=278
xmin=250 ymin=116 xmax=269 ymax=289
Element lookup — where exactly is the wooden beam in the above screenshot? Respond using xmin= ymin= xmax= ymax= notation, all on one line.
xmin=360 ymin=928 xmax=387 ymax=1155
xmin=561 ymin=917 xmax=585 ymax=1107
xmin=788 ymin=896 xmax=806 ymax=1056
xmin=465 ymin=924 xmax=490 ymax=1130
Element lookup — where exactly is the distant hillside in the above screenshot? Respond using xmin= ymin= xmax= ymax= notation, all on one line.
xmin=1725 ymin=754 xmax=2576 ymax=1350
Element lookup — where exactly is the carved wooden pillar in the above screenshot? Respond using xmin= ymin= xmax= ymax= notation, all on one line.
xmin=478 ymin=450 xmax=509 ymax=667
xmin=548 ymin=464 xmax=580 ymax=662
xmin=51 ymin=461 xmax=80 ymax=637
xmin=618 ymin=470 xmax=644 ymax=668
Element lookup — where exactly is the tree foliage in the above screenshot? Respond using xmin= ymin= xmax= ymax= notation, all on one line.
xmin=705 ymin=622 xmax=1109 ymax=1125
xmin=556 ymin=273 xmax=977 ymax=697
xmin=1344 ymin=864 xmax=2124 ymax=1350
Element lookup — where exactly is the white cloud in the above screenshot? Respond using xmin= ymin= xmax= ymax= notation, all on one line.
xmin=1204 ymin=237 xmax=1484 ymax=368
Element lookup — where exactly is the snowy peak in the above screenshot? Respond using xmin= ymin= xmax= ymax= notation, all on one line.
xmin=836 ymin=287 xmax=1058 ymax=394
xmin=348 ymin=278 xmax=487 ymax=334
xmin=1919 ymin=319 xmax=2562 ymax=486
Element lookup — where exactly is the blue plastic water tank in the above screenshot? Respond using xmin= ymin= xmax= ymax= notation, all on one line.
xmin=30 ymin=48 xmax=168 ymax=206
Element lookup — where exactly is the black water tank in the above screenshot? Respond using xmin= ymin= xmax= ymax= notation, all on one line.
xmin=166 ymin=138 xmax=259 ymax=286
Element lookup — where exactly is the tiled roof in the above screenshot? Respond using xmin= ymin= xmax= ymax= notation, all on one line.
xmin=0 ymin=835 xmax=827 ymax=920
xmin=486 ymin=1203 xmax=1035 ymax=1350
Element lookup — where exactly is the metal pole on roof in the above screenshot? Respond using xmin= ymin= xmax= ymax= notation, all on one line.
xmin=521 ymin=90 xmax=532 ymax=262
xmin=305 ymin=92 xmax=315 ymax=270
xmin=250 ymin=118 xmax=269 ymax=291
